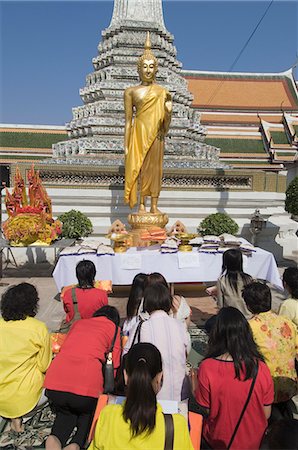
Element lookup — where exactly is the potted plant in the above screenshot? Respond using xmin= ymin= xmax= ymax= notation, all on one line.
xmin=285 ymin=176 xmax=298 ymax=221
xmin=58 ymin=210 xmax=93 ymax=240
xmin=198 ymin=212 xmax=239 ymax=236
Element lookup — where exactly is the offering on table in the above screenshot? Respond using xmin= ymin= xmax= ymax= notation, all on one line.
xmin=219 ymin=233 xmax=241 ymax=246
xmin=108 ymin=233 xmax=132 ymax=253
xmin=140 ymin=227 xmax=167 ymax=243
xmin=176 ymin=233 xmax=198 ymax=252
xmin=160 ymin=237 xmax=179 ymax=253
xmin=203 ymin=235 xmax=221 ymax=244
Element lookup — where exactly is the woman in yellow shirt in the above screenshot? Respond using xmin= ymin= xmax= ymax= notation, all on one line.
xmin=243 ymin=282 xmax=297 ymax=404
xmin=88 ymin=343 xmax=193 ymax=450
xmin=0 ymin=283 xmax=52 ymax=432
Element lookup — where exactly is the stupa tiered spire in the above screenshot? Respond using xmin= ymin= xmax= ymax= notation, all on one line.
xmin=53 ymin=0 xmax=222 ymax=168
xmin=110 ymin=0 xmax=165 ymax=28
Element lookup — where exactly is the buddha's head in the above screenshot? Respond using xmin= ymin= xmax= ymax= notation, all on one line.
xmin=138 ymin=32 xmax=158 ymax=83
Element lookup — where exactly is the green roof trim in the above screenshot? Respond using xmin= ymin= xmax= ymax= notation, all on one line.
xmin=0 ymin=132 xmax=68 ymax=149
xmin=270 ymin=131 xmax=289 ymax=145
xmin=0 ymin=155 xmax=51 ymax=161
xmin=293 ymin=124 xmax=298 ymax=135
xmin=274 ymin=152 xmax=296 ymax=157
xmin=222 ymin=160 xmax=272 ymax=165
xmin=205 ymin=138 xmax=266 ymax=153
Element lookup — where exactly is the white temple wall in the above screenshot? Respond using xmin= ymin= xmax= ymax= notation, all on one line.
xmin=2 ymin=187 xmax=297 ymax=267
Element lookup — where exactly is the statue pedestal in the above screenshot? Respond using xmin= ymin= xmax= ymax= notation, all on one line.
xmin=128 ymin=212 xmax=169 ymax=247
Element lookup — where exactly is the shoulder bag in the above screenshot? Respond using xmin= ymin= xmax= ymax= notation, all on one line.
xmin=226 ymin=365 xmax=258 ymax=449
xmin=202 ymin=364 xmax=259 ymax=450
xmin=130 ymin=319 xmax=144 ymax=347
xmin=102 ymin=324 xmax=119 ymax=394
xmin=163 ymin=413 xmax=174 ymax=450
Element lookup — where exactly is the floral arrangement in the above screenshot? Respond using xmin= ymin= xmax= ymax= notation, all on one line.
xmin=3 ymin=166 xmax=62 ymax=246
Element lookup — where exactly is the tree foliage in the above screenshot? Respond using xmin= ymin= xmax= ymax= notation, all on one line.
xmin=58 ymin=209 xmax=93 ymax=239
xmin=285 ymin=176 xmax=298 ymax=216
xmin=199 ymin=212 xmax=239 ymax=236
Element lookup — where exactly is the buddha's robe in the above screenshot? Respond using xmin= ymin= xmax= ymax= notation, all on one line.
xmin=124 ymin=84 xmax=169 ymax=208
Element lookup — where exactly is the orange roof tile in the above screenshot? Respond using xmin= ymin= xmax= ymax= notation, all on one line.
xmin=183 ymin=71 xmax=298 ymax=111
xmin=0 ymin=127 xmax=66 ymax=134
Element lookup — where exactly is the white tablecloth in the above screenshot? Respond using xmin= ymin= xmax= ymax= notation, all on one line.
xmin=53 ymin=245 xmax=282 ymax=291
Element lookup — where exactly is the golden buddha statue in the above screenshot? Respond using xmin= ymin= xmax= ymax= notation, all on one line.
xmin=124 ymin=32 xmax=172 ymax=214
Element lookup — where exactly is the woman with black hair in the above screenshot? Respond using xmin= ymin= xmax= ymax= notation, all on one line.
xmin=216 ymin=248 xmax=253 ymax=319
xmin=146 ymin=272 xmax=191 ymax=325
xmin=45 ymin=306 xmax=121 ymax=450
xmin=89 ymin=343 xmax=193 ymax=450
xmin=0 ymin=283 xmax=52 ymax=433
xmin=61 ymin=260 xmax=108 ymax=326
xmin=122 ymin=273 xmax=147 ymax=337
xmin=123 ymin=283 xmax=190 ymax=401
xmin=279 ymin=267 xmax=298 ymax=329
xmin=195 ymin=307 xmax=274 ymax=450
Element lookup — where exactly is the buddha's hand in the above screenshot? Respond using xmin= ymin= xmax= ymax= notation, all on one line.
xmin=125 ymin=146 xmax=129 ymax=156
xmin=165 ymin=100 xmax=172 ymax=114
xmin=165 ymin=93 xmax=172 ymax=114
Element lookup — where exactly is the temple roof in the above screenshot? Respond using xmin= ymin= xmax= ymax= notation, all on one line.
xmin=183 ymin=69 xmax=298 ymax=112
xmin=0 ymin=125 xmax=68 ymax=164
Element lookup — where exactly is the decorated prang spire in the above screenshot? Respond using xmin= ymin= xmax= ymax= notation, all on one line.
xmin=110 ymin=0 xmax=165 ymax=28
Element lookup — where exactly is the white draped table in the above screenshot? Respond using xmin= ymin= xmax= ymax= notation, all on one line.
xmin=53 ymin=244 xmax=282 ymax=292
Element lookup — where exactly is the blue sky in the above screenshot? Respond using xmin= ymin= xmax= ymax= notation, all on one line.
xmin=0 ymin=1 xmax=297 ymax=125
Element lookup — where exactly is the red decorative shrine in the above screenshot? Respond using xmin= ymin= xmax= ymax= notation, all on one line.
xmin=3 ymin=166 xmax=62 ymax=246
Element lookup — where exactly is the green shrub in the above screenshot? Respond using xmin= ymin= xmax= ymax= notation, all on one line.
xmin=58 ymin=210 xmax=93 ymax=239
xmin=199 ymin=213 xmax=239 ymax=236
xmin=285 ymin=176 xmax=298 ymax=216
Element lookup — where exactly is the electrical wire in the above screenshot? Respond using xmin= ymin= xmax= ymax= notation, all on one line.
xmin=205 ymin=0 xmax=275 ymax=107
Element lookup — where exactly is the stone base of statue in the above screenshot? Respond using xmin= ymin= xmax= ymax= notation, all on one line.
xmin=128 ymin=212 xmax=169 ymax=247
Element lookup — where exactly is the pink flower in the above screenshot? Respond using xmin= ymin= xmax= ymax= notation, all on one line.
xmin=280 ymin=323 xmax=292 ymax=339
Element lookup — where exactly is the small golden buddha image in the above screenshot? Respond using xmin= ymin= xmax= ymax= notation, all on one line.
xmin=124 ymin=32 xmax=172 ymax=214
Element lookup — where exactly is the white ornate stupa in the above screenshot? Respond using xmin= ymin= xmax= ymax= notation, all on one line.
xmin=53 ymin=0 xmax=224 ymax=168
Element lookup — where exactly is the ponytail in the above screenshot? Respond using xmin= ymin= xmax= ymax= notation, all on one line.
xmin=123 ymin=343 xmax=162 ymax=437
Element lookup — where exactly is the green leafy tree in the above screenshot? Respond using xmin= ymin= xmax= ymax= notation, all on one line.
xmin=58 ymin=210 xmax=93 ymax=239
xmin=199 ymin=213 xmax=239 ymax=236
xmin=285 ymin=176 xmax=298 ymax=216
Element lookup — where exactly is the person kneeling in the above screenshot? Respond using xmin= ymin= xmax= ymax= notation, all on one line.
xmin=45 ymin=306 xmax=121 ymax=450
xmin=89 ymin=343 xmax=193 ymax=450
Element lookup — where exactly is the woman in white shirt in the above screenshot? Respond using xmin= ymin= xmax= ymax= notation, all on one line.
xmin=123 ymin=283 xmax=190 ymax=401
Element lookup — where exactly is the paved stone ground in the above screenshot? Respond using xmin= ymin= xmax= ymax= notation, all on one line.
xmin=0 ymin=260 xmax=288 ymax=332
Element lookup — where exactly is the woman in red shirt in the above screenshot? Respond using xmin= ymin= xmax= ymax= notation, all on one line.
xmin=44 ymin=306 xmax=121 ymax=450
xmin=62 ymin=260 xmax=108 ymax=323
xmin=195 ymin=307 xmax=274 ymax=450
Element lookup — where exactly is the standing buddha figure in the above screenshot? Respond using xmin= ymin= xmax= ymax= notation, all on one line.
xmin=124 ymin=32 xmax=172 ymax=214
